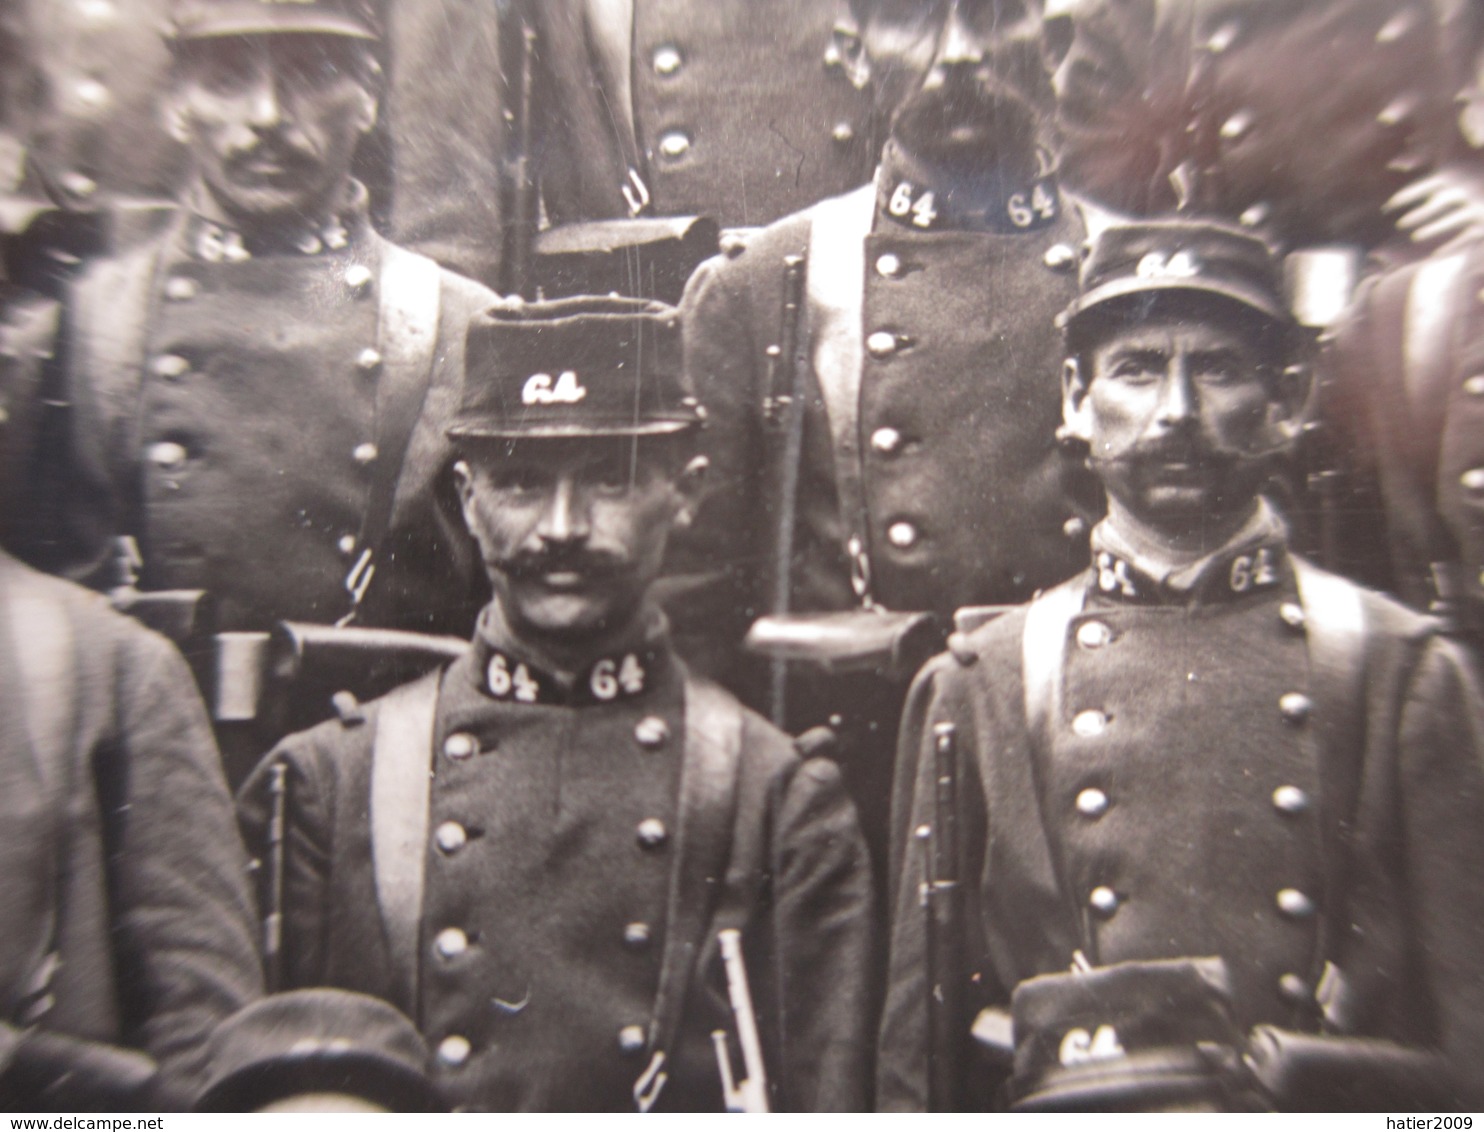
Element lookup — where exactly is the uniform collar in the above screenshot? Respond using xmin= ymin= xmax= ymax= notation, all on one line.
xmin=873 ymin=139 xmax=1062 ymax=236
xmin=180 ymin=179 xmax=370 ymax=262
xmin=468 ymin=600 xmax=671 ymax=707
xmin=1088 ymin=499 xmax=1291 ymax=605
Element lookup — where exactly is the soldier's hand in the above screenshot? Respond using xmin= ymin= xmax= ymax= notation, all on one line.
xmin=1385 ymin=169 xmax=1484 ymax=255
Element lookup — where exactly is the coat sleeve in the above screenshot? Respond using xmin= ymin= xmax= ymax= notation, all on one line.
xmin=380 ymin=0 xmax=508 ymax=286
xmin=103 ymin=624 xmax=263 ymax=1102
xmin=767 ymin=752 xmax=876 ymax=1111
xmin=1396 ymin=635 xmax=1484 ymax=1103
xmin=666 ymin=251 xmax=770 ymax=682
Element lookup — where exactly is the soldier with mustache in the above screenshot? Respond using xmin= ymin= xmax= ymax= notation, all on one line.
xmin=35 ymin=0 xmax=500 ymax=783
xmin=671 ymin=0 xmax=1099 ymax=870
xmin=878 ymin=219 xmax=1484 ymax=1111
xmin=237 ymin=297 xmax=875 ymax=1112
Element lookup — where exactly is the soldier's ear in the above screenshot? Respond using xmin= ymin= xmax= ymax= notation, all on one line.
xmin=1267 ymin=361 xmax=1313 ymax=441
xmin=452 ymin=460 xmax=479 ymax=529
xmin=671 ymin=454 xmax=709 ymax=530
xmin=1061 ymin=357 xmax=1094 ymax=444
xmin=164 ymin=91 xmax=194 ymax=146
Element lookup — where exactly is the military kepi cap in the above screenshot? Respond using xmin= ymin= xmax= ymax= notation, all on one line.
xmin=451 ymin=295 xmax=704 ymax=440
xmin=170 ymin=0 xmax=380 ymax=41
xmin=1059 ymin=219 xmax=1288 ymax=329
xmin=195 ymin=989 xmax=442 ymax=1112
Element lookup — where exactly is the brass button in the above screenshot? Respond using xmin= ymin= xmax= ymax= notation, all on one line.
xmin=437 ymin=1035 xmax=471 ymax=1067
xmin=147 ymin=441 xmax=188 ymax=470
xmin=634 ymin=716 xmax=670 ymax=749
xmin=353 ymin=442 xmax=379 ymax=466
xmin=1279 ymin=602 xmax=1306 ymax=630
xmin=150 ymin=354 xmax=190 ymax=379
xmin=875 ymin=253 xmax=902 ymax=278
xmin=75 ymin=79 xmax=109 ymax=109
xmin=636 ymin=819 xmax=668 ymax=850
xmin=443 ymin=732 xmax=477 ymax=761
xmin=1063 ymin=516 xmax=1089 ymax=539
xmin=1279 ymin=692 xmax=1313 ymax=724
xmin=1461 ymin=468 xmax=1484 ymax=493
xmin=617 ymin=1025 xmax=647 ymax=1055
xmin=1043 ymin=243 xmax=1076 ymax=270
xmin=337 ymin=533 xmax=357 ymax=556
xmin=870 ymin=427 xmax=903 ymax=455
xmin=1277 ymin=973 xmax=1313 ymax=1005
xmin=295 ymin=232 xmax=323 ymax=256
xmin=1464 ymin=375 xmax=1484 ymax=397
xmin=658 ymin=131 xmax=691 ymax=158
xmin=1272 ymin=785 xmax=1310 ymax=815
xmin=623 ymin=922 xmax=653 ymax=950
xmin=435 ymin=821 xmax=468 ymax=854
xmin=1276 ymin=888 xmax=1317 ymax=919
xmin=1076 ymin=788 xmax=1109 ymax=818
xmin=887 ymin=521 xmax=918 ymax=549
xmin=653 ymin=45 xmax=682 ymax=75
xmin=1220 ymin=109 xmax=1253 ymax=141
xmin=1072 ymin=709 xmax=1109 ymax=738
xmin=435 ymin=927 xmax=469 ymax=958
xmin=164 ymin=276 xmax=199 ymax=302
xmin=1088 ymin=886 xmax=1119 ymax=916
xmin=866 ymin=330 xmax=898 ymax=358
xmin=344 ymin=264 xmax=373 ymax=294
xmin=831 ymin=122 xmax=855 ymax=144
xmin=356 ymin=347 xmax=383 ymax=373
xmin=1076 ymin=620 xmax=1112 ymax=650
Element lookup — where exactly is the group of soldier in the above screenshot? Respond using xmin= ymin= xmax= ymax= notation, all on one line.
xmin=3 ymin=0 xmax=1484 ymax=1114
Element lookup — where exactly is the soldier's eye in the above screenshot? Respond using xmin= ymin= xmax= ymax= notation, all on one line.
xmin=490 ymin=466 xmax=548 ymax=493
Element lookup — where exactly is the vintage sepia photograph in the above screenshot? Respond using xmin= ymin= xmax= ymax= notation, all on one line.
xmin=2 ymin=0 xmax=1483 ymax=1114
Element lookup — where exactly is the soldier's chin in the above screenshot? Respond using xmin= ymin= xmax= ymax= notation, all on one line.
xmin=505 ymin=588 xmax=614 ymax=642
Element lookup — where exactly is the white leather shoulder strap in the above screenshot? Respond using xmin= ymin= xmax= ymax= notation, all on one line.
xmin=371 ymin=668 xmax=441 ymax=1002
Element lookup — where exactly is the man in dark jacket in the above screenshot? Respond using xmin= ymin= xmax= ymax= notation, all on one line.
xmin=238 ymin=297 xmax=876 ymax=1112
xmin=879 ymin=218 xmax=1484 ymax=1111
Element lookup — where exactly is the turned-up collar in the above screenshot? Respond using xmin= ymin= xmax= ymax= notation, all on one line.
xmin=179 ymin=179 xmax=371 ymax=262
xmin=872 ymin=139 xmax=1062 ymax=236
xmin=467 ymin=599 xmax=671 ymax=707
xmin=1087 ymin=499 xmax=1291 ymax=605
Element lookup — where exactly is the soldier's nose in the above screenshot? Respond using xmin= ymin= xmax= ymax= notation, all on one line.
xmin=536 ymin=477 xmax=591 ymax=545
xmin=936 ymin=4 xmax=987 ymax=67
xmin=1154 ymin=370 xmax=1197 ymax=429
xmin=246 ymin=76 xmax=284 ymax=130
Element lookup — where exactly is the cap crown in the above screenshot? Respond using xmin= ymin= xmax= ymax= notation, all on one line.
xmin=1062 ymin=219 xmax=1288 ymax=328
xmin=452 ymin=296 xmax=702 ymax=440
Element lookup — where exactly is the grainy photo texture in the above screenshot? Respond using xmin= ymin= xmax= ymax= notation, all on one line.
xmin=1 ymin=0 xmax=1483 ymax=1113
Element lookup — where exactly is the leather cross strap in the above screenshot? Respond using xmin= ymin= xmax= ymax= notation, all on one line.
xmin=370 ymin=668 xmax=441 ymax=1009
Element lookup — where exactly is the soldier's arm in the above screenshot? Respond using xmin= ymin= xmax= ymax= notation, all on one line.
xmin=767 ymin=748 xmax=876 ymax=1111
xmin=102 ymin=623 xmax=263 ymax=1104
xmin=1395 ymin=633 xmax=1484 ymax=1104
xmin=668 ymin=251 xmax=771 ymax=682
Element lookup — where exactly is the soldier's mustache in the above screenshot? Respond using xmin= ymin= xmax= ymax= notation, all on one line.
xmin=497 ymin=547 xmax=628 ymax=579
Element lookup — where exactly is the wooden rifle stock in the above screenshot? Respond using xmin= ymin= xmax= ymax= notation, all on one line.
xmin=501 ymin=4 xmax=540 ymax=298
xmin=263 ymin=760 xmax=288 ymax=992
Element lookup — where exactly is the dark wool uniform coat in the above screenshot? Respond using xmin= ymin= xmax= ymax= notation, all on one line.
xmin=1323 ymin=233 xmax=1484 ymax=631
xmin=0 ymin=549 xmax=262 ymax=1107
xmin=237 ymin=607 xmax=876 ymax=1112
xmin=673 ymin=177 xmax=1094 ymax=669
xmin=877 ymin=539 xmax=1484 ymax=1110
xmin=53 ymin=198 xmax=496 ymax=637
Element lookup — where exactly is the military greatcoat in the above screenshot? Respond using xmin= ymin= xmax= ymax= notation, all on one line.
xmin=54 ymin=191 xmax=495 ymax=637
xmin=533 ymin=0 xmax=874 ymax=229
xmin=0 ymin=548 xmax=262 ymax=1107
xmin=876 ymin=524 xmax=1484 ymax=1110
xmin=237 ymin=605 xmax=876 ymax=1112
xmin=674 ymin=172 xmax=1095 ymax=666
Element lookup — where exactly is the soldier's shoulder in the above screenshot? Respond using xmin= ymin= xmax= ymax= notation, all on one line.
xmin=1295 ymin=557 xmax=1442 ymax=647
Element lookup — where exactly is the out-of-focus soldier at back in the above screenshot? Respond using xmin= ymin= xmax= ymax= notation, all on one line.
xmin=37 ymin=0 xmax=499 ymax=783
xmin=673 ymin=0 xmax=1097 ymax=867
